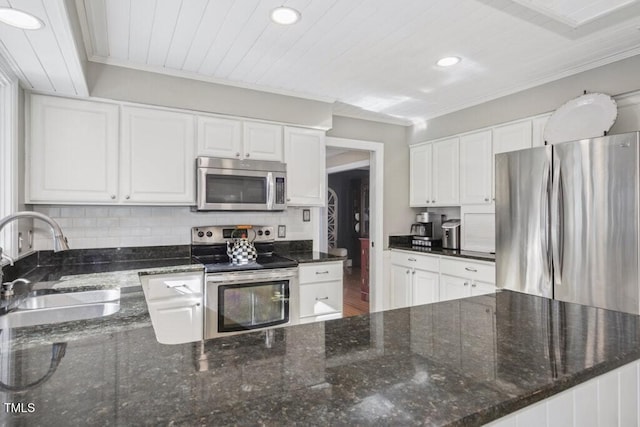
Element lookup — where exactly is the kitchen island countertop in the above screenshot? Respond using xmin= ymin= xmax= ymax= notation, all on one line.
xmin=1 ymin=266 xmax=639 ymax=426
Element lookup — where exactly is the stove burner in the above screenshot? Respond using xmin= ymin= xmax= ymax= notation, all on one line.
xmin=191 ymin=248 xmax=297 ymax=273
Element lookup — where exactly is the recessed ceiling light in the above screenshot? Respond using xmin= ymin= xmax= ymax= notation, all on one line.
xmin=436 ymin=56 xmax=461 ymax=67
xmin=270 ymin=6 xmax=301 ymax=25
xmin=0 ymin=8 xmax=44 ymax=30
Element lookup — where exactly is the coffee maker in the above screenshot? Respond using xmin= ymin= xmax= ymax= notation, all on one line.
xmin=410 ymin=212 xmax=443 ymax=247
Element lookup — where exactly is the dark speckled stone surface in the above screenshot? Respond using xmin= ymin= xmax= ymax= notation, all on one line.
xmin=286 ymin=251 xmax=346 ymax=263
xmin=390 ymin=242 xmax=496 ymax=262
xmin=1 ymin=290 xmax=639 ymax=426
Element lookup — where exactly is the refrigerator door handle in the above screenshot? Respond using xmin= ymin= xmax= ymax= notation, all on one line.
xmin=550 ymin=162 xmax=563 ymax=286
xmin=541 ymin=159 xmax=552 ymax=287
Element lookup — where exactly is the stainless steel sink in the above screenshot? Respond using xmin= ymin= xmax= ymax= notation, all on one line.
xmin=0 ymin=288 xmax=121 ymax=329
xmin=19 ymin=289 xmax=120 ymax=310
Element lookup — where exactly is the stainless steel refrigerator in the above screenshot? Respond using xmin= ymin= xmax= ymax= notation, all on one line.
xmin=495 ymin=131 xmax=640 ymax=315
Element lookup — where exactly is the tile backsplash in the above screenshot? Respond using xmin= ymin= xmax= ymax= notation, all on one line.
xmin=31 ymin=205 xmax=317 ymax=250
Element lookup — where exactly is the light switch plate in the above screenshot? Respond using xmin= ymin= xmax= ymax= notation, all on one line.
xmin=278 ymin=225 xmax=286 ymax=238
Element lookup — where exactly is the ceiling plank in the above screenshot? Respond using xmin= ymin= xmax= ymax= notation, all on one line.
xmin=128 ymin=0 xmax=156 ymax=63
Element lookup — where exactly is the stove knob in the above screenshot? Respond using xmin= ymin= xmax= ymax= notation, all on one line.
xmin=264 ymin=230 xmax=271 ymax=236
xmin=257 ymin=230 xmax=263 ymax=236
xmin=197 ymin=231 xmax=204 ymax=238
xmin=206 ymin=231 xmax=213 ymax=237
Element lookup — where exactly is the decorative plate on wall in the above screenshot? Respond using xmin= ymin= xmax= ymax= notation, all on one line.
xmin=544 ymin=93 xmax=617 ymax=144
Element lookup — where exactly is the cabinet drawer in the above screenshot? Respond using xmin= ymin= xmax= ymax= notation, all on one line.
xmin=440 ymin=258 xmax=495 ymax=283
xmin=142 ymin=272 xmax=204 ymax=302
xmin=299 ymin=280 xmax=342 ymax=318
xmin=299 ymin=262 xmax=343 ymax=284
xmin=390 ymin=250 xmax=439 ymax=272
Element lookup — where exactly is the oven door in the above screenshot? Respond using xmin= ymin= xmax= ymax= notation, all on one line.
xmin=205 ymin=268 xmax=299 ymax=339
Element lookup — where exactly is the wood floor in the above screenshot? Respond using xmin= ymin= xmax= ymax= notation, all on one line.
xmin=343 ymin=267 xmax=369 ymax=317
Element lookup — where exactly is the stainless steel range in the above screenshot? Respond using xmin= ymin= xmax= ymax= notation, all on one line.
xmin=191 ymin=226 xmax=299 ymax=339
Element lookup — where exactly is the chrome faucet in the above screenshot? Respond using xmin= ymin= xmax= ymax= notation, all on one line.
xmin=0 ymin=211 xmax=70 ymax=297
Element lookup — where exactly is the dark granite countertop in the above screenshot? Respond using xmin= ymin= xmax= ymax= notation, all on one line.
xmin=390 ymin=244 xmax=496 ymax=262
xmin=1 ymin=287 xmax=640 ymax=426
xmin=286 ymin=250 xmax=346 ymax=263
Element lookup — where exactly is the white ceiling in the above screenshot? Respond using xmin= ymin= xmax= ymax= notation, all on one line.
xmin=2 ymin=0 xmax=640 ymax=125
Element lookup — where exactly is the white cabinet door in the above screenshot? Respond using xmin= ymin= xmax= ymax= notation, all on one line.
xmin=284 ymin=127 xmax=326 ymax=206
xmin=28 ymin=95 xmax=119 ymax=203
xmin=196 ymin=115 xmax=242 ymax=158
xmin=471 ymin=280 xmax=496 ymax=296
xmin=410 ymin=143 xmax=432 ymax=207
xmin=242 ymin=122 xmax=283 ymax=161
xmin=439 ymin=274 xmax=471 ymax=301
xmin=390 ymin=263 xmax=412 ymax=309
xmin=148 ymin=297 xmax=203 ymax=344
xmin=532 ymin=114 xmax=551 ymax=147
xmin=492 ymin=120 xmax=532 ymax=154
xmin=412 ymin=268 xmax=439 ymax=306
xmin=461 ymin=205 xmax=496 ymax=252
xmin=432 ymin=137 xmax=459 ymax=205
xmin=121 ymin=106 xmax=195 ymax=204
xmin=460 ymin=130 xmax=492 ymax=204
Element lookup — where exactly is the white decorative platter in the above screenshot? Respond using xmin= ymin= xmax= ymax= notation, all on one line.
xmin=543 ymin=93 xmax=617 ymax=144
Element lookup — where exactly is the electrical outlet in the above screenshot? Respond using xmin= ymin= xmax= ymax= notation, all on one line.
xmin=278 ymin=225 xmax=286 ymax=238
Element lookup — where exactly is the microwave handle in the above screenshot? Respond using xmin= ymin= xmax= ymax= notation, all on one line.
xmin=267 ymin=172 xmax=275 ymax=210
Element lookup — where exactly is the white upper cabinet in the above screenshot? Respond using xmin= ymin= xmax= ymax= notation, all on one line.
xmin=410 ymin=143 xmax=432 ymax=207
xmin=197 ymin=117 xmax=283 ymax=161
xmin=284 ymin=127 xmax=326 ymax=206
xmin=492 ymin=120 xmax=532 ymax=154
xmin=532 ymin=114 xmax=551 ymax=147
xmin=28 ymin=95 xmax=119 ymax=203
xmin=431 ymin=137 xmax=459 ymax=206
xmin=460 ymin=130 xmax=492 ymax=204
xmin=410 ymin=138 xmax=459 ymax=207
xmin=121 ymin=106 xmax=195 ymax=204
xmin=28 ymin=95 xmax=196 ymax=205
xmin=242 ymin=122 xmax=283 ymax=161
xmin=196 ymin=115 xmax=242 ymax=158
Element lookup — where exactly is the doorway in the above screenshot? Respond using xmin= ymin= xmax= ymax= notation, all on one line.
xmin=328 ymin=167 xmax=370 ymax=316
xmin=322 ymin=137 xmax=384 ymax=314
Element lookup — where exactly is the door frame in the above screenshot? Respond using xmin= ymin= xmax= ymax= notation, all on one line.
xmin=324 ymin=137 xmax=384 ymax=313
xmin=0 ymin=56 xmax=19 ymax=258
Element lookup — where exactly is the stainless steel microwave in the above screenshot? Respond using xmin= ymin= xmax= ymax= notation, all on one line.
xmin=196 ymin=157 xmax=287 ymax=211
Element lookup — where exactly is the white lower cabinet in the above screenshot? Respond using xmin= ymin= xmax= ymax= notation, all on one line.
xmin=140 ymin=271 xmax=204 ymax=344
xmin=299 ymin=261 xmax=343 ymax=324
xmin=389 ymin=250 xmax=496 ymax=306
xmin=389 ymin=251 xmax=440 ymax=309
xmin=439 ymin=257 xmax=496 ymax=302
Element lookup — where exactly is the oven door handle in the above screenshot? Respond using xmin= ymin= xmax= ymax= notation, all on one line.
xmin=267 ymin=172 xmax=275 ymax=210
xmin=206 ymin=270 xmax=298 ymax=284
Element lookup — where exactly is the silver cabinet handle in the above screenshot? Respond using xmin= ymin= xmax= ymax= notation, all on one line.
xmin=407 ymin=257 xmax=417 ymax=262
xmin=464 ymin=282 xmax=469 ymax=286
xmin=315 ymin=296 xmax=329 ymax=301
xmin=236 ymin=152 xmax=240 ymax=157
xmin=412 ymin=271 xmax=416 ymax=275
xmin=315 ymin=271 xmax=329 ymax=275
xmin=465 ymin=267 xmax=477 ymax=272
xmin=125 ymin=195 xmax=130 ymax=200
xmin=484 ymin=198 xmax=489 ymax=202
xmin=426 ymin=200 xmax=430 ymax=204
xmin=432 ymin=200 xmax=436 ymax=203
xmin=406 ymin=269 xmax=410 ymax=274
xmin=471 ymin=283 xmax=477 ymax=288
xmin=246 ymin=153 xmax=250 ymax=158
xmin=111 ymin=195 xmax=116 ymax=200
xmin=166 ymin=283 xmax=194 ymax=295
